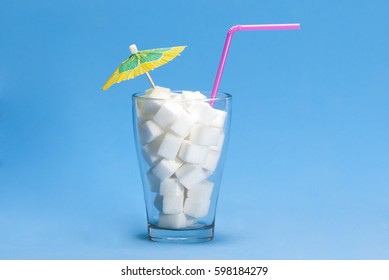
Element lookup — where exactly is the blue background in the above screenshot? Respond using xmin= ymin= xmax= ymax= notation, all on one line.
xmin=1 ymin=0 xmax=388 ymax=259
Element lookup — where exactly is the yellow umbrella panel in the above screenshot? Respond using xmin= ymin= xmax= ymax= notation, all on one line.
xmin=102 ymin=45 xmax=186 ymax=90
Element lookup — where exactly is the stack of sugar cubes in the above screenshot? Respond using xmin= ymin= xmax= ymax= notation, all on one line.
xmin=136 ymin=86 xmax=227 ymax=229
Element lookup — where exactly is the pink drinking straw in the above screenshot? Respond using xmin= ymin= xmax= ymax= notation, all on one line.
xmin=211 ymin=23 xmax=301 ymax=99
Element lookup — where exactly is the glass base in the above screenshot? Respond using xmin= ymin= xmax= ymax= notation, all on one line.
xmin=148 ymin=224 xmax=214 ymax=243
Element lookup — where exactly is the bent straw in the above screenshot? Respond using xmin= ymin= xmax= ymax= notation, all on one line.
xmin=211 ymin=23 xmax=300 ymax=99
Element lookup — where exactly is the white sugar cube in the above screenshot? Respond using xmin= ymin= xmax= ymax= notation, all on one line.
xmin=169 ymin=110 xmax=196 ymax=137
xmin=154 ymin=195 xmax=163 ymax=211
xmin=157 ymin=133 xmax=183 ymax=160
xmin=144 ymin=88 xmax=154 ymax=96
xmin=136 ymin=99 xmax=159 ymax=116
xmin=162 ymin=194 xmax=184 ymax=214
xmin=138 ymin=120 xmax=164 ymax=144
xmin=209 ymin=133 xmax=225 ymax=152
xmin=136 ymin=92 xmax=167 ymax=115
xmin=170 ymin=93 xmax=191 ymax=109
xmin=175 ymin=164 xmax=207 ymax=189
xmin=148 ymin=86 xmax=171 ymax=98
xmin=151 ymin=158 xmax=182 ymax=181
xmin=186 ymin=216 xmax=196 ymax=227
xmin=137 ymin=112 xmax=154 ymax=126
xmin=204 ymin=169 xmax=214 ymax=177
xmin=210 ymin=109 xmax=227 ymax=128
xmin=184 ymin=198 xmax=211 ymax=218
xmin=142 ymin=136 xmax=162 ymax=166
xmin=182 ymin=90 xmax=207 ymax=100
xmin=186 ymin=103 xmax=207 ymax=121
xmin=159 ymin=213 xmax=187 ymax=229
xmin=197 ymin=104 xmax=219 ymax=125
xmin=169 ymin=91 xmax=181 ymax=98
xmin=160 ymin=178 xmax=184 ymax=196
xmin=147 ymin=169 xmax=160 ymax=193
xmin=187 ymin=180 xmax=214 ymax=200
xmin=178 ymin=140 xmax=209 ymax=164
xmin=153 ymin=102 xmax=183 ymax=128
xmin=189 ymin=124 xmax=221 ymax=146
xmin=201 ymin=150 xmax=221 ymax=172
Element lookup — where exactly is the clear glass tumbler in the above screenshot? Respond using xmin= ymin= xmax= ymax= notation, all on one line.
xmin=132 ymin=90 xmax=232 ymax=242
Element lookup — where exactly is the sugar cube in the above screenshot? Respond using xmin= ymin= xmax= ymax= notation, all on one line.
xmin=169 ymin=110 xmax=196 ymax=137
xmin=147 ymin=169 xmax=160 ymax=193
xmin=210 ymin=109 xmax=227 ymax=128
xmin=142 ymin=136 xmax=162 ymax=166
xmin=151 ymin=158 xmax=182 ymax=181
xmin=148 ymin=86 xmax=171 ymax=98
xmin=137 ymin=111 xmax=154 ymax=126
xmin=186 ymin=216 xmax=197 ymax=227
xmin=160 ymin=178 xmax=184 ymax=196
xmin=157 ymin=133 xmax=183 ymax=160
xmin=153 ymin=101 xmax=183 ymax=128
xmin=137 ymin=87 xmax=170 ymax=115
xmin=138 ymin=120 xmax=164 ymax=144
xmin=186 ymin=103 xmax=207 ymax=121
xmin=162 ymin=194 xmax=184 ymax=214
xmin=159 ymin=213 xmax=187 ymax=229
xmin=201 ymin=150 xmax=221 ymax=172
xmin=144 ymin=88 xmax=154 ymax=96
xmin=187 ymin=180 xmax=214 ymax=200
xmin=178 ymin=140 xmax=209 ymax=164
xmin=209 ymin=133 xmax=225 ymax=152
xmin=154 ymin=195 xmax=163 ymax=211
xmin=182 ymin=90 xmax=207 ymax=100
xmin=189 ymin=124 xmax=221 ymax=146
xmin=184 ymin=198 xmax=211 ymax=218
xmin=197 ymin=104 xmax=219 ymax=125
xmin=175 ymin=164 xmax=207 ymax=189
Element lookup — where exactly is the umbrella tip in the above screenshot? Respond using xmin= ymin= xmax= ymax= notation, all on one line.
xmin=129 ymin=44 xmax=138 ymax=54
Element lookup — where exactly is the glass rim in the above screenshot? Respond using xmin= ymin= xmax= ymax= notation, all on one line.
xmin=132 ymin=90 xmax=232 ymax=102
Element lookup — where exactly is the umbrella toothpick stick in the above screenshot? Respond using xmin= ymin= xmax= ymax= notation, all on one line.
xmin=145 ymin=72 xmax=156 ymax=89
xmin=130 ymin=44 xmax=157 ymax=88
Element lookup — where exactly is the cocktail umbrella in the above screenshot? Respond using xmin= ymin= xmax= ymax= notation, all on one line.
xmin=102 ymin=44 xmax=186 ymax=90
